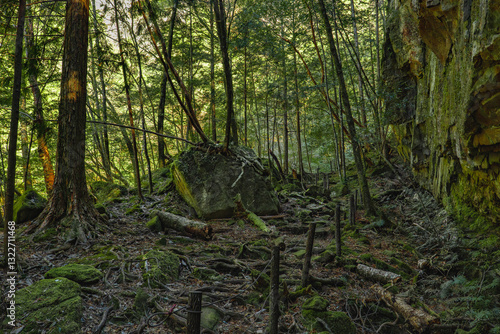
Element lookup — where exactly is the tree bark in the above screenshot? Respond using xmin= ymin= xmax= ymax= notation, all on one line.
xmin=213 ymin=0 xmax=237 ymax=149
xmin=29 ymin=0 xmax=101 ymax=243
xmin=372 ymin=284 xmax=440 ymax=332
xmin=357 ymin=264 xmax=401 ymax=284
xmin=114 ymin=0 xmax=142 ymax=199
xmin=25 ymin=16 xmax=55 ymax=194
xmin=4 ymin=0 xmax=26 ymax=264
xmin=318 ymin=0 xmax=376 ymax=215
xmin=153 ymin=211 xmax=214 ymax=240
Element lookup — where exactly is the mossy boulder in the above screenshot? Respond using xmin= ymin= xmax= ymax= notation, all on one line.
xmin=9 ymin=277 xmax=82 ymax=333
xmin=201 ymin=307 xmax=222 ymax=331
xmin=45 ymin=264 xmax=103 ymax=285
xmin=141 ymin=249 xmax=179 ymax=288
xmin=13 ymin=189 xmax=47 ymax=223
xmin=171 ymin=145 xmax=280 ymax=219
xmin=90 ymin=181 xmax=128 ymax=204
xmin=302 ymin=296 xmax=356 ymax=334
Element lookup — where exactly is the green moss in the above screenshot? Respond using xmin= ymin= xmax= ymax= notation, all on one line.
xmin=302 ymin=295 xmax=328 ymax=311
xmin=91 ymin=181 xmax=128 ymax=204
xmin=141 ymin=249 xmax=179 ymax=288
xmin=192 ymin=267 xmax=222 ymax=281
xmin=201 ymin=307 xmax=222 ymax=330
xmin=133 ymin=288 xmax=150 ymax=316
xmin=146 ymin=216 xmax=162 ymax=232
xmin=302 ymin=297 xmax=356 ymax=334
xmin=13 ymin=189 xmax=47 ymax=223
xmin=33 ymin=227 xmax=57 ymax=242
xmin=45 ymin=264 xmax=103 ymax=285
xmin=11 ymin=278 xmax=82 ymax=333
xmin=125 ymin=203 xmax=142 ymax=215
xmin=250 ymin=269 xmax=270 ymax=293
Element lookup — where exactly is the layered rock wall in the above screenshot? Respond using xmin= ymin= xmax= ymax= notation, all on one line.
xmin=384 ymin=0 xmax=500 ymax=226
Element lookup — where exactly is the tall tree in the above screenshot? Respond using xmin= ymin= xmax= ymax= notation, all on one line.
xmin=4 ymin=0 xmax=26 ymax=265
xmin=213 ymin=0 xmax=237 ymax=148
xmin=29 ymin=0 xmax=101 ymax=242
xmin=114 ymin=0 xmax=142 ymax=199
xmin=318 ymin=0 xmax=376 ymax=215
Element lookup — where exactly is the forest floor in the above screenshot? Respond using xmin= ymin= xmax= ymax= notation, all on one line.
xmin=4 ymin=158 xmax=500 ymax=334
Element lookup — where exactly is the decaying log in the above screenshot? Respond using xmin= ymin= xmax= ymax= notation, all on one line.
xmin=357 ymin=264 xmax=401 ymax=284
xmin=372 ymin=284 xmax=439 ymax=333
xmin=153 ymin=211 xmax=213 ymax=240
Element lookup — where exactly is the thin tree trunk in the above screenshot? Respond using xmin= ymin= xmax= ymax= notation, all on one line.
xmin=210 ymin=0 xmax=216 ymax=141
xmin=158 ymin=0 xmax=178 ymax=166
xmin=130 ymin=13 xmax=153 ymax=194
xmin=213 ymin=0 xmax=237 ymax=149
xmin=4 ymin=0 xmax=26 ymax=264
xmin=292 ymin=8 xmax=303 ymax=176
xmin=114 ymin=0 xmax=142 ymax=199
xmin=319 ymin=0 xmax=376 ymax=215
xmin=244 ymin=42 xmax=248 ymax=146
xmin=25 ymin=16 xmax=55 ymax=194
xmin=92 ymin=0 xmax=112 ymax=182
xmin=350 ymin=0 xmax=366 ymax=126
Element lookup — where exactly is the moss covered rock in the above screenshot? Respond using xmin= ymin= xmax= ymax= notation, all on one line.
xmin=45 ymin=264 xmax=103 ymax=284
xmin=141 ymin=249 xmax=179 ymax=288
xmin=13 ymin=189 xmax=47 ymax=223
xmin=91 ymin=181 xmax=128 ymax=204
xmin=201 ymin=307 xmax=222 ymax=330
xmin=302 ymin=296 xmax=356 ymax=334
xmin=171 ymin=146 xmax=280 ymax=219
xmin=10 ymin=277 xmax=82 ymax=333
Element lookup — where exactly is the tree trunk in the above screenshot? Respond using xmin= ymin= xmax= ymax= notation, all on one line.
xmin=213 ymin=0 xmax=237 ymax=149
xmin=292 ymin=8 xmax=303 ymax=176
xmin=210 ymin=0 xmax=217 ymax=141
xmin=4 ymin=0 xmax=26 ymax=264
xmin=153 ymin=211 xmax=213 ymax=240
xmin=158 ymin=0 xmax=177 ymax=166
xmin=318 ymin=0 xmax=376 ymax=215
xmin=30 ymin=0 xmax=101 ymax=243
xmin=114 ymin=0 xmax=142 ymax=199
xmin=25 ymin=16 xmax=55 ymax=194
xmin=91 ymin=0 xmax=112 ymax=182
xmin=350 ymin=0 xmax=366 ymax=126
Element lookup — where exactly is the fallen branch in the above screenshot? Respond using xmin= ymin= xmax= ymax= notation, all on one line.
xmin=357 ymin=264 xmax=401 ymax=284
xmin=372 ymin=284 xmax=439 ymax=333
xmin=152 ymin=210 xmax=213 ymax=240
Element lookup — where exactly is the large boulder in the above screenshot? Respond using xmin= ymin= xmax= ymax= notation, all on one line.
xmin=171 ymin=146 xmax=280 ymax=219
xmin=6 ymin=277 xmax=82 ymax=333
xmin=13 ymin=189 xmax=47 ymax=223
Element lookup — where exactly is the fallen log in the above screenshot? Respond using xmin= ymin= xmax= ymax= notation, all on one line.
xmin=152 ymin=210 xmax=213 ymax=240
xmin=372 ymin=284 xmax=439 ymax=333
xmin=357 ymin=264 xmax=401 ymax=284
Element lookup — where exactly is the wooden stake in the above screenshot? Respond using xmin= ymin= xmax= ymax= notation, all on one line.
xmin=301 ymin=223 xmax=316 ymax=287
xmin=187 ymin=291 xmax=202 ymax=334
xmin=269 ymin=246 xmax=280 ymax=334
xmin=349 ymin=194 xmax=355 ymax=225
xmin=335 ymin=202 xmax=341 ymax=257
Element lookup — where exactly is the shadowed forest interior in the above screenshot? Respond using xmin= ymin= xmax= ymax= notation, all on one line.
xmin=1 ymin=0 xmax=500 ymax=332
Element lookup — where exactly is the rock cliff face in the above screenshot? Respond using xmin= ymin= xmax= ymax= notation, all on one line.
xmin=383 ymin=0 xmax=500 ymax=227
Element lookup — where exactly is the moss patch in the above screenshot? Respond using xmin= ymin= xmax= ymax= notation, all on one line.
xmin=11 ymin=277 xmax=82 ymax=334
xmin=302 ymin=296 xmax=356 ymax=334
xmin=13 ymin=189 xmax=47 ymax=223
xmin=141 ymin=249 xmax=179 ymax=288
xmin=45 ymin=264 xmax=103 ymax=285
